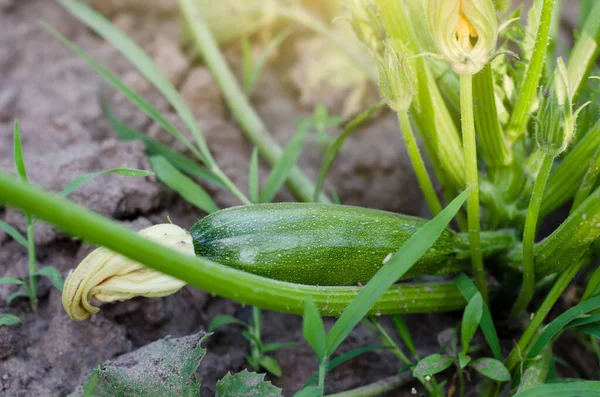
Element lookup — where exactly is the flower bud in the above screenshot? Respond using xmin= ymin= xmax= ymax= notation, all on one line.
xmin=62 ymin=224 xmax=193 ymax=321
xmin=428 ymin=0 xmax=499 ymax=75
xmin=375 ymin=40 xmax=415 ymax=112
xmin=346 ymin=0 xmax=384 ymax=53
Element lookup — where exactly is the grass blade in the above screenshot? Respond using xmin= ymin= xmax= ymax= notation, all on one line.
xmin=149 ymin=156 xmax=219 ymax=214
xmin=208 ymin=315 xmax=247 ymax=332
xmin=13 ymin=122 xmax=28 ymax=183
xmin=392 ymin=316 xmax=417 ymax=358
xmin=303 ymin=296 xmax=326 ymax=361
xmin=259 ymin=126 xmax=308 ymax=203
xmin=313 ymin=102 xmax=384 ymax=202
xmin=60 ymin=168 xmax=154 ymax=197
xmin=58 ymin=0 xmax=213 ymax=163
xmin=0 ymin=220 xmax=27 ymax=246
xmin=0 ymin=277 xmax=25 ymax=286
xmin=454 ymin=274 xmax=502 ymax=360
xmin=45 ymin=23 xmax=205 ymax=163
xmin=325 ymin=188 xmax=472 ymax=356
xmin=461 ymin=292 xmax=483 ymax=354
xmin=249 ymin=147 xmax=260 ymax=203
xmin=512 ymin=381 xmax=600 ymax=397
xmin=100 ymin=96 xmax=224 ymax=187
xmin=0 ymin=314 xmax=21 ymax=327
xmin=35 ymin=266 xmax=64 ymax=292
xmin=245 ymin=28 xmax=293 ymax=94
xmin=527 ymin=295 xmax=600 ymax=358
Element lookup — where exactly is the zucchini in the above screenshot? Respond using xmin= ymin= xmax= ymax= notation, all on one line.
xmin=190 ymin=203 xmax=516 ymax=286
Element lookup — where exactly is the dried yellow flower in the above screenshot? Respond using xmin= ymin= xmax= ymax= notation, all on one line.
xmin=62 ymin=224 xmax=193 ymax=321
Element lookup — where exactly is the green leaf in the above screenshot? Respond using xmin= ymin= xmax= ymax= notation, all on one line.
xmin=461 ymin=292 xmax=483 ymax=354
xmin=454 ymin=274 xmax=503 ymax=360
xmin=216 ymin=370 xmax=283 ymax=397
xmin=458 ymin=353 xmax=471 ymax=369
xmin=45 ymin=23 xmax=206 ymax=164
xmin=0 ymin=220 xmax=27 ymax=246
xmin=100 ymin=94 xmax=224 ymax=187
xmin=7 ymin=290 xmax=29 ymax=307
xmin=81 ymin=367 xmax=100 ymax=397
xmin=35 ymin=266 xmax=64 ymax=292
xmin=262 ymin=341 xmax=299 ymax=353
xmin=60 ymin=168 xmax=154 ymax=197
xmin=0 ymin=277 xmax=25 ymax=286
xmin=79 ymin=333 xmax=208 ymax=396
xmin=294 ymin=386 xmax=322 ymax=397
xmin=259 ymin=126 xmax=308 ymax=203
xmin=470 ymin=358 xmax=510 ymax=382
xmin=392 ymin=315 xmax=417 ymax=358
xmin=13 ymin=121 xmax=28 ymax=183
xmin=303 ymin=295 xmax=326 ymax=361
xmin=149 ymin=156 xmax=219 ymax=214
xmin=244 ymin=28 xmax=293 ymax=94
xmin=259 ymin=356 xmax=282 ymax=378
xmin=577 ymin=323 xmax=600 ymax=338
xmin=324 ymin=188 xmax=472 ymax=356
xmin=303 ymin=345 xmax=387 ymax=388
xmin=242 ymin=331 xmax=262 ymax=350
xmin=248 ymin=147 xmax=260 ymax=204
xmin=313 ymin=102 xmax=385 ymax=202
xmin=0 ymin=314 xmax=20 ymax=326
xmin=528 ymin=295 xmax=600 ymax=358
xmin=567 ymin=314 xmax=600 ymax=328
xmin=57 ymin=0 xmax=212 ymax=163
xmin=512 ymin=381 xmax=600 ymax=397
xmin=413 ymin=354 xmax=454 ymax=377
xmin=208 ymin=315 xmax=247 ymax=332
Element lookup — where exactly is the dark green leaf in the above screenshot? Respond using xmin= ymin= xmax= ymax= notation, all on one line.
xmin=0 ymin=277 xmax=25 ymax=286
xmin=458 ymin=353 xmax=471 ymax=369
xmin=260 ymin=126 xmax=308 ymax=203
xmin=528 ymin=295 xmax=600 ymax=358
xmin=262 ymin=341 xmax=299 ymax=353
xmin=35 ymin=266 xmax=64 ymax=292
xmin=392 ymin=315 xmax=417 ymax=358
xmin=413 ymin=354 xmax=454 ymax=377
xmin=470 ymin=358 xmax=510 ymax=382
xmin=208 ymin=315 xmax=247 ymax=332
xmin=455 ymin=274 xmax=503 ymax=360
xmin=294 ymin=386 xmax=321 ymax=397
xmin=7 ymin=290 xmax=29 ymax=307
xmin=81 ymin=367 xmax=100 ymax=397
xmin=577 ymin=323 xmax=600 ymax=338
xmin=13 ymin=121 xmax=28 ymax=183
xmin=242 ymin=332 xmax=262 ymax=350
xmin=259 ymin=356 xmax=282 ymax=377
xmin=325 ymin=188 xmax=472 ymax=356
xmin=216 ymin=370 xmax=283 ymax=397
xmin=303 ymin=346 xmax=388 ymax=388
xmin=60 ymin=169 xmax=154 ymax=197
xmin=149 ymin=156 xmax=219 ymax=214
xmin=0 ymin=220 xmax=27 ymax=246
xmin=461 ymin=292 xmax=483 ymax=354
xmin=567 ymin=314 xmax=600 ymax=328
xmin=0 ymin=314 xmax=20 ymax=326
xmin=303 ymin=295 xmax=326 ymax=361
xmin=313 ymin=102 xmax=384 ymax=202
xmin=249 ymin=147 xmax=260 ymax=204
xmin=512 ymin=381 xmax=600 ymax=397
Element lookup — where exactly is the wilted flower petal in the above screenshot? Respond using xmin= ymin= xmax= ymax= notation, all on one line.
xmin=62 ymin=224 xmax=193 ymax=321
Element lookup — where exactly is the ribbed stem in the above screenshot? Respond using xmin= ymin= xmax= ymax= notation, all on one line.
xmin=511 ymin=153 xmax=554 ymax=318
xmin=0 ymin=170 xmax=467 ymax=316
xmin=460 ymin=74 xmax=488 ymax=302
xmin=398 ymin=111 xmax=443 ymax=216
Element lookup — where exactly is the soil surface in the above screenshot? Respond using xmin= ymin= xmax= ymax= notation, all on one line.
xmin=0 ymin=1 xmax=591 ymax=397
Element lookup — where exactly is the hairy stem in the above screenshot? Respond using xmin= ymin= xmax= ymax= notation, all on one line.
xmin=460 ymin=74 xmax=487 ymax=302
xmin=0 ymin=170 xmax=467 ymax=316
xmin=511 ymin=153 xmax=554 ymax=318
xmin=398 ymin=111 xmax=442 ymax=216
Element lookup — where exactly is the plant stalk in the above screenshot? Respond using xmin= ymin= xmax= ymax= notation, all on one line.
xmin=460 ymin=74 xmax=488 ymax=302
xmin=25 ymin=215 xmax=36 ymax=310
xmin=0 ymin=170 xmax=467 ymax=316
xmin=398 ymin=111 xmax=442 ymax=216
xmin=326 ymin=373 xmax=411 ymax=397
xmin=511 ymin=153 xmax=554 ymax=318
xmin=318 ymin=358 xmax=328 ymax=395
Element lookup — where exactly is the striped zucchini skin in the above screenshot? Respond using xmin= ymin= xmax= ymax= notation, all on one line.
xmin=190 ymin=203 xmax=515 ymax=286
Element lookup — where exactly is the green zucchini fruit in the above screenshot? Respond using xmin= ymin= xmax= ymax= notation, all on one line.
xmin=190 ymin=203 xmax=516 ymax=286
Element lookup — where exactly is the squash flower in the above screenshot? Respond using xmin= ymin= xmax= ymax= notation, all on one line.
xmin=428 ymin=0 xmax=498 ymax=75
xmin=62 ymin=224 xmax=193 ymax=321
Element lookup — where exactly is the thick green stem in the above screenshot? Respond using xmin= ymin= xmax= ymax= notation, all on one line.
xmin=505 ymin=259 xmax=585 ymax=372
xmin=180 ymin=0 xmax=330 ymax=204
xmin=26 ymin=216 xmax=36 ymax=310
xmin=326 ymin=374 xmax=410 ymax=397
xmin=507 ymin=0 xmax=556 ymax=143
xmin=571 ymin=145 xmax=600 ymax=213
xmin=460 ymin=74 xmax=487 ymax=302
xmin=0 ymin=170 xmax=466 ymax=316
xmin=511 ymin=153 xmax=554 ymax=318
xmin=398 ymin=111 xmax=442 ymax=216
